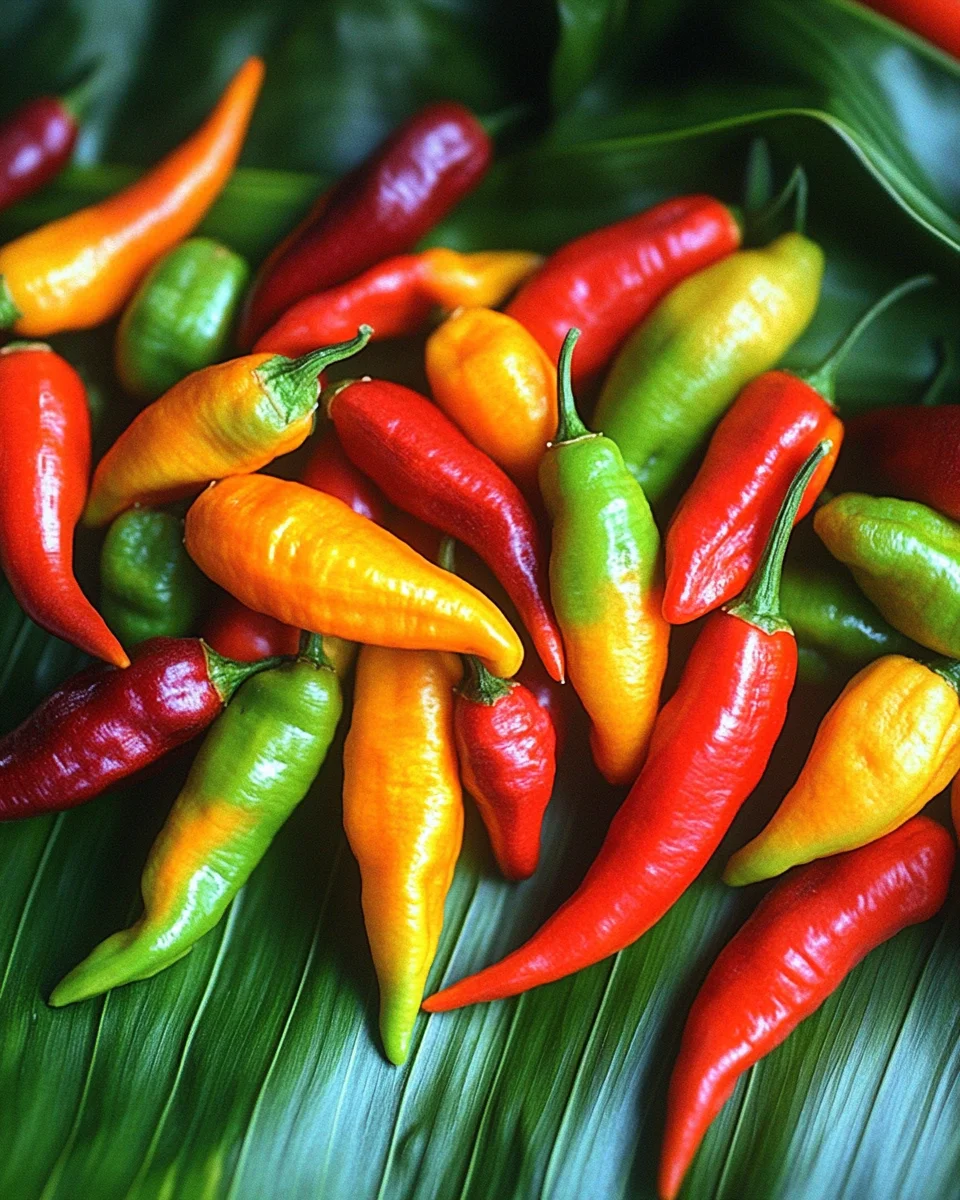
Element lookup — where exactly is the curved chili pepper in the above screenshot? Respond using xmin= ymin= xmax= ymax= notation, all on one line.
xmin=725 ymin=653 xmax=960 ymax=885
xmin=238 ymin=102 xmax=491 ymax=347
xmin=0 ymin=80 xmax=88 ymax=213
xmin=49 ymin=633 xmax=343 ymax=1006
xmin=84 ymin=327 xmax=371 ymax=526
xmin=300 ymin=426 xmax=388 ymax=524
xmin=325 ymin=377 xmax=564 ymax=681
xmin=202 ymin=596 xmax=300 ymax=662
xmin=422 ymin=447 xmax=826 ymax=1010
xmin=0 ymin=57 xmax=264 ymax=336
xmin=343 ymin=643 xmax=463 ymax=1065
xmin=0 ymin=342 xmax=127 ymax=666
xmin=660 ymin=816 xmax=955 ymax=1200
xmin=862 ymin=0 xmax=960 ymax=58
xmin=505 ymin=195 xmax=740 ymax=384
xmin=253 ymin=249 xmax=540 ymax=357
xmin=515 ymin=659 xmax=570 ymax=758
xmin=0 ymin=637 xmax=273 ymax=820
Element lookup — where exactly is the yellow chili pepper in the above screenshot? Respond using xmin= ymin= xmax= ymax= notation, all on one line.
xmin=420 ymin=249 xmax=542 ymax=311
xmin=343 ymin=644 xmax=463 ymax=1065
xmin=184 ymin=473 xmax=524 ymax=677
xmin=725 ymin=654 xmax=960 ymax=885
xmin=0 ymin=58 xmax=264 ymax=336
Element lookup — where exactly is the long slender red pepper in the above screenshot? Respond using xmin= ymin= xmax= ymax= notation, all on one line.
xmin=0 ymin=85 xmax=85 ymax=212
xmin=0 ymin=342 xmax=128 ymax=666
xmin=326 ymin=377 xmax=564 ymax=682
xmin=505 ymin=195 xmax=741 ymax=384
xmin=300 ymin=427 xmax=389 ymax=523
xmin=237 ymin=102 xmax=491 ymax=347
xmin=422 ymin=445 xmax=826 ymax=1011
xmin=0 ymin=637 xmax=273 ymax=819
xmin=659 ymin=816 xmax=955 ymax=1200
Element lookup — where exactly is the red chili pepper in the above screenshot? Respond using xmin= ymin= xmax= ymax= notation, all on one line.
xmin=326 ymin=377 xmax=564 ymax=682
xmin=861 ymin=0 xmax=960 ymax=59
xmin=454 ymin=656 xmax=557 ymax=880
xmin=422 ymin=446 xmax=826 ymax=1011
xmin=0 ymin=637 xmax=272 ymax=819
xmin=237 ymin=102 xmax=491 ymax=347
xmin=0 ymin=87 xmax=84 ymax=213
xmin=659 ymin=815 xmax=955 ymax=1200
xmin=505 ymin=195 xmax=741 ymax=384
xmin=515 ymin=659 xmax=570 ymax=757
xmin=202 ymin=596 xmax=300 ymax=662
xmin=0 ymin=342 xmax=128 ymax=666
xmin=300 ymin=427 xmax=388 ymax=524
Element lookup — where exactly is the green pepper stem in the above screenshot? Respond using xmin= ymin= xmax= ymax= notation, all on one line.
xmin=437 ymin=536 xmax=457 ymax=574
xmin=0 ymin=277 xmax=21 ymax=329
xmin=298 ymin=630 xmax=333 ymax=669
xmin=459 ymin=654 xmax=512 ymax=705
xmin=926 ymin=656 xmax=960 ymax=694
xmin=201 ymin=642 xmax=285 ymax=703
xmin=59 ymin=61 xmax=105 ymax=120
xmin=258 ymin=325 xmax=373 ymax=420
xmin=725 ymin=441 xmax=830 ymax=635
xmin=553 ymin=328 xmax=596 ymax=445
xmin=919 ymin=338 xmax=955 ymax=406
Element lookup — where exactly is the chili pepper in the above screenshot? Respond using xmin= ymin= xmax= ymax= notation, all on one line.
xmin=593 ymin=232 xmax=824 ymax=501
xmin=425 ymin=307 xmax=557 ymax=494
xmin=83 ymin=327 xmax=371 ymax=527
xmin=343 ymin=643 xmax=463 ymax=1064
xmin=115 ymin=237 xmax=250 ymax=403
xmin=422 ymin=447 xmax=825 ymax=1010
xmin=0 ymin=76 xmax=92 ymax=213
xmin=515 ymin=659 xmax=570 ymax=757
xmin=184 ymin=474 xmax=523 ymax=677
xmin=661 ymin=816 xmax=954 ymax=1200
xmin=203 ymin=596 xmax=300 ymax=662
xmin=663 ymin=276 xmax=931 ymax=622
xmin=815 ymin=493 xmax=960 ymax=658
xmin=0 ymin=342 xmax=127 ymax=667
xmin=537 ymin=328 xmax=668 ymax=784
xmin=238 ymin=102 xmax=491 ymax=347
xmin=300 ymin=427 xmax=388 ymax=524
xmin=861 ymin=0 xmax=960 ymax=58
xmin=325 ymin=377 xmax=563 ymax=681
xmin=49 ymin=633 xmax=342 ymax=1006
xmin=505 ymin=195 xmax=741 ymax=385
xmin=0 ymin=58 xmax=263 ymax=336
xmin=253 ymin=249 xmax=540 ymax=357
xmin=0 ymin=636 xmax=274 ymax=820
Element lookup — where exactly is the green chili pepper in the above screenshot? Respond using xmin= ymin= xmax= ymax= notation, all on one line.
xmin=50 ymin=633 xmax=343 ymax=1006
xmin=100 ymin=508 xmax=208 ymax=648
xmin=593 ymin=232 xmax=824 ymax=500
xmin=814 ymin=493 xmax=960 ymax=659
xmin=115 ymin=236 xmax=250 ymax=403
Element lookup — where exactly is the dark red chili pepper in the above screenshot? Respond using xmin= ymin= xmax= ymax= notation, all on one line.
xmin=505 ymin=195 xmax=741 ymax=385
xmin=237 ymin=102 xmax=492 ymax=347
xmin=0 ymin=637 xmax=273 ymax=819
xmin=0 ymin=342 xmax=128 ymax=667
xmin=422 ymin=446 xmax=826 ymax=1011
xmin=659 ymin=815 xmax=955 ymax=1200
xmin=0 ymin=86 xmax=85 ymax=213
xmin=300 ymin=427 xmax=388 ymax=523
xmin=202 ymin=596 xmax=300 ymax=662
xmin=326 ymin=377 xmax=564 ymax=681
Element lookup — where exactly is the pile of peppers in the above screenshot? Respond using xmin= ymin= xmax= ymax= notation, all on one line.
xmin=1 ymin=61 xmax=959 ymax=1192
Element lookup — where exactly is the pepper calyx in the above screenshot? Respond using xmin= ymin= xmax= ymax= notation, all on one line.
xmin=458 ymin=655 xmax=512 ymax=705
xmin=201 ymin=640 xmax=284 ymax=703
xmin=298 ymin=630 xmax=334 ymax=670
xmin=256 ymin=325 xmax=372 ymax=422
xmin=0 ymin=277 xmax=22 ymax=329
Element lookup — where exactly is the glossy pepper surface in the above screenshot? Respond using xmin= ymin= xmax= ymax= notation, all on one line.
xmin=343 ymin=643 xmax=463 ymax=1065
xmin=423 ymin=448 xmax=825 ymax=1010
xmin=594 ymin=232 xmax=824 ymax=500
xmin=505 ymin=195 xmax=741 ymax=384
xmin=50 ymin=634 xmax=343 ymax=1006
xmin=0 ymin=87 xmax=83 ymax=212
xmin=254 ymin=249 xmax=540 ymax=357
xmin=0 ymin=57 xmax=263 ymax=336
xmin=115 ymin=236 xmax=250 ymax=402
xmin=184 ymin=474 xmax=523 ymax=678
xmin=238 ymin=102 xmax=491 ymax=346
xmin=0 ymin=637 xmax=271 ymax=820
xmin=538 ymin=329 xmax=668 ymax=785
xmin=83 ymin=327 xmax=371 ymax=526
xmin=326 ymin=377 xmax=563 ymax=681
xmin=0 ymin=341 xmax=127 ymax=666
xmin=725 ymin=654 xmax=960 ymax=885
xmin=660 ymin=816 xmax=954 ymax=1200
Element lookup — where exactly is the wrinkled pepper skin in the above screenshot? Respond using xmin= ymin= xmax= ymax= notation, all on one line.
xmin=300 ymin=427 xmax=388 ymax=524
xmin=84 ymin=328 xmax=370 ymax=526
xmin=594 ymin=233 xmax=825 ymax=500
xmin=254 ymin=249 xmax=540 ymax=357
xmin=115 ymin=237 xmax=250 ymax=402
xmin=238 ymin=102 xmax=491 ymax=346
xmin=0 ymin=93 xmax=79 ymax=212
xmin=50 ymin=640 xmax=343 ymax=1005
xmin=343 ymin=644 xmax=464 ymax=1065
xmin=184 ymin=474 xmax=523 ymax=678
xmin=815 ymin=493 xmax=960 ymax=658
xmin=660 ymin=817 xmax=955 ymax=1200
xmin=0 ymin=58 xmax=263 ymax=336
xmin=538 ymin=329 xmax=668 ymax=785
xmin=506 ymin=195 xmax=741 ymax=384
xmin=725 ymin=655 xmax=960 ymax=885
xmin=0 ymin=637 xmax=270 ymax=820
xmin=0 ymin=342 xmax=127 ymax=666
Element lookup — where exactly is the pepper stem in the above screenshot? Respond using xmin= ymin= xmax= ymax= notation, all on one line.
xmin=437 ymin=536 xmax=457 ymax=574
xmin=201 ymin=641 xmax=284 ymax=703
xmin=0 ymin=277 xmax=21 ymax=329
xmin=258 ymin=325 xmax=373 ymax=420
xmin=298 ymin=630 xmax=333 ymax=669
xmin=553 ymin=328 xmax=595 ymax=444
xmin=802 ymin=275 xmax=935 ymax=403
xmin=459 ymin=655 xmax=513 ymax=705
xmin=59 ymin=60 xmax=105 ymax=120
xmin=743 ymin=163 xmax=807 ymax=243
xmin=725 ymin=442 xmax=830 ymax=635
xmin=926 ymin=656 xmax=960 ymax=694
